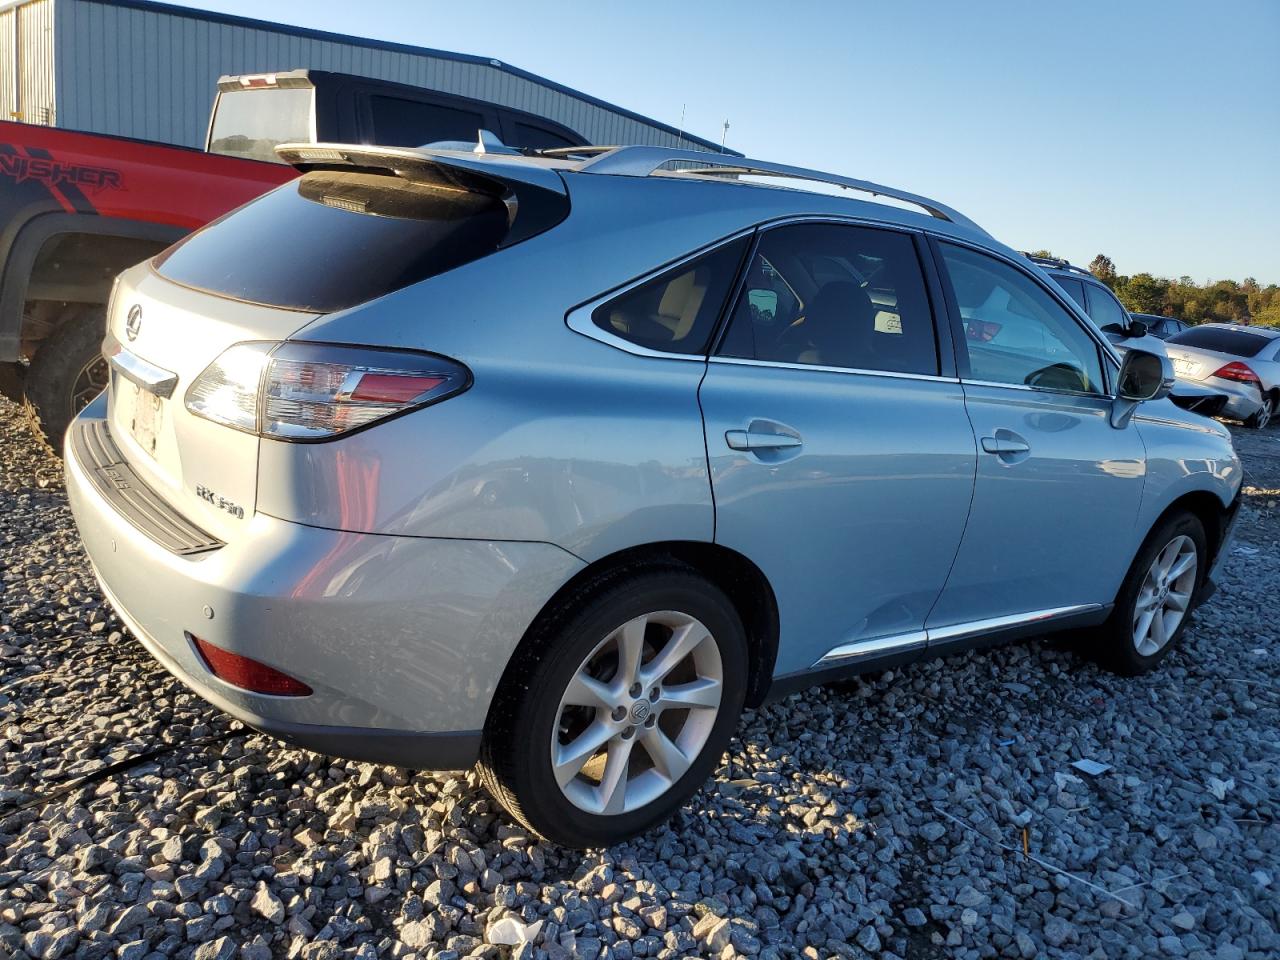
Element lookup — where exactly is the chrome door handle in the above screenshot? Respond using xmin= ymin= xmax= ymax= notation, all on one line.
xmin=981 ymin=436 xmax=1030 ymax=455
xmin=725 ymin=429 xmax=803 ymax=451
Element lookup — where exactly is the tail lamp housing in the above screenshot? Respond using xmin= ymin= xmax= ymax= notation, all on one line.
xmin=190 ymin=634 xmax=312 ymax=697
xmin=185 ymin=342 xmax=470 ymax=440
xmin=1212 ymin=361 xmax=1261 ymax=386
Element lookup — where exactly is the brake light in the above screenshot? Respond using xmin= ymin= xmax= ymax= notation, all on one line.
xmin=1212 ymin=361 xmax=1261 ymax=385
xmin=239 ymin=75 xmax=277 ymax=88
xmin=191 ymin=635 xmax=312 ymax=696
xmin=185 ymin=342 xmax=470 ymax=440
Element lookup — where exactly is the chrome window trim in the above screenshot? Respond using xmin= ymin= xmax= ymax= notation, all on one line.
xmin=812 ymin=603 xmax=1104 ymax=667
xmin=708 ymin=355 xmax=959 ymax=384
xmin=564 ymin=229 xmax=756 ymax=361
xmin=960 ymin=378 xmax=1112 ymax=401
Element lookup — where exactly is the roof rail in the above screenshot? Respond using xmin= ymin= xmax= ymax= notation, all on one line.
xmin=570 ymin=145 xmax=989 ymax=235
xmin=1021 ymin=252 xmax=1093 ymax=277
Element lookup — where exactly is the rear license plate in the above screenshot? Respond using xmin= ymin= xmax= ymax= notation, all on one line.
xmin=122 ymin=378 xmax=163 ymax=457
xmin=1173 ymin=358 xmax=1196 ymax=376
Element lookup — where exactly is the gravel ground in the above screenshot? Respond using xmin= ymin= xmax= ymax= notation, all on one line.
xmin=0 ymin=395 xmax=1277 ymax=960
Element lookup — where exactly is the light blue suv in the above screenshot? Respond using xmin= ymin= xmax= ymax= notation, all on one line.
xmin=64 ymin=142 xmax=1242 ymax=847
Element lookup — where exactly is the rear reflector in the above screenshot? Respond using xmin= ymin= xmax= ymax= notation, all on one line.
xmin=191 ymin=635 xmax=312 ymax=697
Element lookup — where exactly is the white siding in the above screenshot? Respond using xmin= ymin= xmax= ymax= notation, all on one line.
xmin=0 ymin=7 xmax=14 ymax=121
xmin=52 ymin=0 xmax=721 ymax=151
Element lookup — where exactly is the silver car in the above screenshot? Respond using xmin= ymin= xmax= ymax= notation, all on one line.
xmin=65 ymin=142 xmax=1242 ymax=847
xmin=1164 ymin=323 xmax=1280 ymax=428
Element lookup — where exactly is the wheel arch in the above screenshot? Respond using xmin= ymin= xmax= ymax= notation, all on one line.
xmin=488 ymin=540 xmax=780 ymax=725
xmin=1147 ymin=489 xmax=1232 ymax=572
xmin=0 ymin=212 xmax=186 ymax=361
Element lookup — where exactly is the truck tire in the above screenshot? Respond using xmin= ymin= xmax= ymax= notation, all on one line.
xmin=24 ymin=306 xmax=109 ymax=448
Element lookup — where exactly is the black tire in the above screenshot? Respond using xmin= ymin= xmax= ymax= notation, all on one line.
xmin=478 ymin=565 xmax=748 ymax=848
xmin=1091 ymin=512 xmax=1206 ymax=676
xmin=23 ymin=306 xmax=109 ymax=448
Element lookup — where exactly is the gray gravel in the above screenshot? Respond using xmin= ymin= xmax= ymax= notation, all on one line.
xmin=1 ymin=395 xmax=1277 ymax=960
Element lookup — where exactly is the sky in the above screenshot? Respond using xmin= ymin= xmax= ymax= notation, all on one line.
xmin=174 ymin=0 xmax=1280 ymax=284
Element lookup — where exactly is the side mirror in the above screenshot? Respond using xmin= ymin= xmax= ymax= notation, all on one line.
xmin=1127 ymin=319 xmax=1148 ymax=338
xmin=1112 ymin=349 xmax=1175 ymax=428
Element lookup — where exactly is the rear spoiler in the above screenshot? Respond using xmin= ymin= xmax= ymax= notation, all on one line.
xmin=275 ymin=142 xmax=567 ymax=200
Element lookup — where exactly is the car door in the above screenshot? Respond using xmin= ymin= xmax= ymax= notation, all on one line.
xmin=926 ymin=241 xmax=1146 ymax=646
xmin=699 ymin=222 xmax=977 ymax=676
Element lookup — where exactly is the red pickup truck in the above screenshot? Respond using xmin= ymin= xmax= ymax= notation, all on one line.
xmin=1 ymin=69 xmax=587 ymax=442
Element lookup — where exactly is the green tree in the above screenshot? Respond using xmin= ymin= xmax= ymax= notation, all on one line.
xmin=1118 ymin=273 xmax=1170 ymax=314
xmin=1089 ymin=254 xmax=1117 ymax=285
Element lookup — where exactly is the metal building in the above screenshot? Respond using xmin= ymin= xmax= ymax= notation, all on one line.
xmin=2 ymin=0 xmax=728 ymax=152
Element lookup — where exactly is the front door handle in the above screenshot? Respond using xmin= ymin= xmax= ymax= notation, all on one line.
xmin=981 ymin=435 xmax=1031 ymax=455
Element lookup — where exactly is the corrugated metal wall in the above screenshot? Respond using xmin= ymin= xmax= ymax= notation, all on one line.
xmin=51 ymin=0 xmax=711 ymax=151
xmin=2 ymin=0 xmax=57 ymax=125
xmin=0 ymin=6 xmax=14 ymax=121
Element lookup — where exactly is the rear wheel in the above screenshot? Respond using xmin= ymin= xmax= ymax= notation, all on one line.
xmin=1092 ymin=512 xmax=1205 ymax=676
xmin=23 ymin=306 xmax=108 ymax=447
xmin=478 ymin=567 xmax=747 ymax=848
xmin=1246 ymin=393 xmax=1275 ymax=429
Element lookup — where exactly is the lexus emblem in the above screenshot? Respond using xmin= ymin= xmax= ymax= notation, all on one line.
xmin=125 ymin=304 xmax=142 ymax=341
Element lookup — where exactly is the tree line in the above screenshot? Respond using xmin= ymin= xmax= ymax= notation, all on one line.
xmin=1027 ymin=251 xmax=1279 ymax=327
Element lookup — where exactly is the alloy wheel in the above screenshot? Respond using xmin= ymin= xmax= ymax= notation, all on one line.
xmin=551 ymin=610 xmax=723 ymax=816
xmin=1257 ymin=397 xmax=1273 ymax=429
xmin=71 ymin=356 xmax=110 ymax=415
xmin=1132 ymin=534 xmax=1198 ymax=657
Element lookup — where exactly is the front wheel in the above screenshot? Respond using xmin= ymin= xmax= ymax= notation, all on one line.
xmin=1092 ymin=512 xmax=1206 ymax=676
xmin=478 ymin=567 xmax=747 ymax=848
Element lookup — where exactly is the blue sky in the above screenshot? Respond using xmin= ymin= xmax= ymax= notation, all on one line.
xmin=178 ymin=0 xmax=1279 ymax=284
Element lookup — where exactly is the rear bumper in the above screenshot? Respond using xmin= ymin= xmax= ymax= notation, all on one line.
xmin=65 ymin=400 xmax=583 ymax=769
xmin=1195 ymin=375 xmax=1263 ymax=421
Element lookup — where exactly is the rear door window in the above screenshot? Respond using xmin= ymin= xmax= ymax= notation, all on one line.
xmin=718 ymin=222 xmax=939 ymax=376
xmin=155 ymin=170 xmax=564 ymax=312
xmin=369 ymin=95 xmax=494 ymax=147
xmin=1052 ymin=275 xmax=1087 ymax=310
xmin=1084 ymin=282 xmax=1129 ymax=333
xmin=591 ymin=239 xmax=750 ymax=354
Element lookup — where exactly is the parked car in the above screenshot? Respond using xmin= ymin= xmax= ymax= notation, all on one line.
xmin=1164 ymin=323 xmax=1280 ymax=428
xmin=1022 ymin=254 xmax=1167 ymax=356
xmin=0 ymin=70 xmax=588 ymax=444
xmin=65 ymin=143 xmax=1242 ymax=847
xmin=1131 ymin=312 xmax=1191 ymax=340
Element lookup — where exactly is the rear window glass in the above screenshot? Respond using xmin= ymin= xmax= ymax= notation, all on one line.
xmin=592 ymin=239 xmax=749 ymax=354
xmin=511 ymin=121 xmax=579 ymax=150
xmin=155 ymin=171 xmax=526 ymax=312
xmin=208 ymin=88 xmax=313 ymax=164
xmin=1166 ymin=326 xmax=1272 ymax=357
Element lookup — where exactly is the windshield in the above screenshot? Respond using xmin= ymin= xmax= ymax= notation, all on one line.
xmin=208 ymin=87 xmax=314 ymax=164
xmin=1166 ymin=326 xmax=1272 ymax=357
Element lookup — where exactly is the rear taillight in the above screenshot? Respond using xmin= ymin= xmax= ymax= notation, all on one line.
xmin=191 ymin=635 xmax=312 ymax=697
xmin=185 ymin=342 xmax=470 ymax=440
xmin=1212 ymin=361 xmax=1261 ymax=385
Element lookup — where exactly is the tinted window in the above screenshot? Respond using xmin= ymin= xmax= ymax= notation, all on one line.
xmin=1166 ymin=326 xmax=1273 ymax=357
xmin=1053 ymin=275 xmax=1087 ymax=309
xmin=718 ymin=223 xmax=938 ymax=375
xmin=370 ymin=95 xmax=489 ymax=147
xmin=1084 ymin=282 xmax=1128 ymax=332
xmin=940 ymin=244 xmax=1105 ymax=395
xmin=155 ymin=171 xmax=560 ymax=312
xmin=208 ymin=88 xmax=313 ymax=164
xmin=511 ymin=121 xmax=579 ymax=150
xmin=592 ymin=239 xmax=749 ymax=354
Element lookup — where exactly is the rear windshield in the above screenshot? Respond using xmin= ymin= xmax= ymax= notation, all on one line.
xmin=208 ymin=87 xmax=314 ymax=164
xmin=1166 ymin=326 xmax=1272 ymax=357
xmin=155 ymin=171 xmax=520 ymax=312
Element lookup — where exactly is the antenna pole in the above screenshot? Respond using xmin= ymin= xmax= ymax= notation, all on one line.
xmin=720 ymin=120 xmax=730 ymax=152
xmin=677 ymin=104 xmax=686 ymax=149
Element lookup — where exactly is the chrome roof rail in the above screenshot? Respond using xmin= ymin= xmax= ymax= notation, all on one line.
xmin=1021 ymin=252 xmax=1092 ymax=277
xmin=574 ymin=145 xmax=989 ymax=235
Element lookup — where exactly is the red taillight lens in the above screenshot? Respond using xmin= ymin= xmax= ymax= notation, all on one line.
xmin=966 ymin=320 xmax=1002 ymax=342
xmin=191 ymin=635 xmax=313 ymax=697
xmin=349 ymin=373 xmax=445 ymax=403
xmin=1212 ymin=361 xmax=1261 ymax=384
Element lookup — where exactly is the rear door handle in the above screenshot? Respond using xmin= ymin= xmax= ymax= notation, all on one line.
xmin=981 ymin=435 xmax=1031 ymax=455
xmin=732 ymin=419 xmax=798 ymax=450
